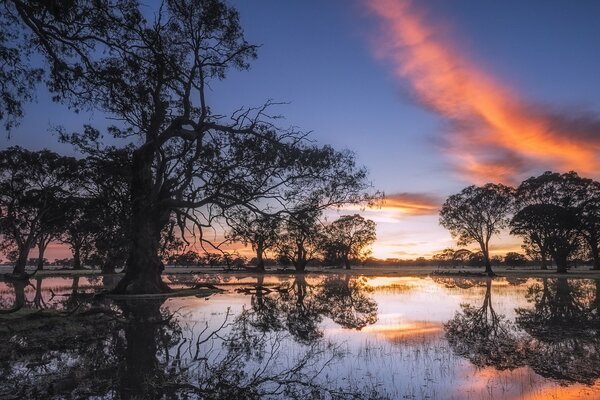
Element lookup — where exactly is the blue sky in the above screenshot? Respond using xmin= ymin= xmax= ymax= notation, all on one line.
xmin=3 ymin=0 xmax=600 ymax=259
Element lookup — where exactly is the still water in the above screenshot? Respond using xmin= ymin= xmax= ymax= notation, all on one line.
xmin=1 ymin=274 xmax=599 ymax=399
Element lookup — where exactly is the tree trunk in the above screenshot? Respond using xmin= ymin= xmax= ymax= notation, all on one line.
xmin=114 ymin=149 xmax=170 ymax=294
xmin=555 ymin=253 xmax=568 ymax=273
xmin=36 ymin=239 xmax=47 ymax=271
xmin=591 ymin=244 xmax=600 ymax=270
xmin=540 ymin=249 xmax=548 ymax=270
xmin=294 ymin=260 xmax=307 ymax=272
xmin=101 ymin=260 xmax=117 ymax=274
xmin=344 ymin=255 xmax=351 ymax=270
xmin=482 ymin=248 xmax=494 ymax=276
xmin=12 ymin=243 xmax=32 ymax=277
xmin=255 ymin=245 xmax=265 ymax=272
xmin=72 ymin=245 xmax=81 ymax=270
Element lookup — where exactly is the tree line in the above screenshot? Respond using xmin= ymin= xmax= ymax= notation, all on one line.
xmin=0 ymin=146 xmax=377 ymax=276
xmin=440 ymin=171 xmax=600 ymax=275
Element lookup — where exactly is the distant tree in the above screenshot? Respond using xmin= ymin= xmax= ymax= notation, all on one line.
xmin=168 ymin=250 xmax=202 ymax=266
xmin=0 ymin=147 xmax=80 ymax=277
xmin=82 ymin=150 xmax=132 ymax=274
xmin=320 ymin=214 xmax=376 ymax=269
xmin=504 ymin=252 xmax=528 ymax=267
xmin=276 ymin=208 xmax=323 ymax=272
xmin=59 ymin=198 xmax=96 ymax=270
xmin=439 ymin=184 xmax=514 ymax=276
xmin=579 ymin=180 xmax=600 ymax=270
xmin=227 ymin=210 xmax=281 ymax=271
xmin=432 ymin=248 xmax=457 ymax=267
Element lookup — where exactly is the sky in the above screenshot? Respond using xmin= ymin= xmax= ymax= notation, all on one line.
xmin=3 ymin=0 xmax=600 ymax=260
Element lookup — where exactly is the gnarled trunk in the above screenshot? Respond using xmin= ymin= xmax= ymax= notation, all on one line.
xmin=555 ymin=253 xmax=569 ymax=273
xmin=344 ymin=255 xmax=351 ymax=270
xmin=72 ymin=245 xmax=82 ymax=270
xmin=36 ymin=241 xmax=46 ymax=271
xmin=12 ymin=241 xmax=33 ymax=277
xmin=255 ymin=243 xmax=265 ymax=272
xmin=114 ymin=148 xmax=170 ymax=294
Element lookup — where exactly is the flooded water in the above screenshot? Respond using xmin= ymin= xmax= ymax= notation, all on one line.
xmin=1 ymin=274 xmax=599 ymax=399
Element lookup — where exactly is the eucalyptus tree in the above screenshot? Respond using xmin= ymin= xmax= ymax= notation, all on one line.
xmin=321 ymin=214 xmax=376 ymax=269
xmin=227 ymin=209 xmax=282 ymax=271
xmin=579 ymin=180 xmax=600 ymax=270
xmin=0 ymin=147 xmax=80 ymax=277
xmin=511 ymin=171 xmax=589 ymax=273
xmin=276 ymin=208 xmax=324 ymax=272
xmin=4 ymin=0 xmax=374 ymax=293
xmin=439 ymin=184 xmax=514 ymax=276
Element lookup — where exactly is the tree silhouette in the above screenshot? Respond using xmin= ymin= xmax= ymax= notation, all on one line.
xmin=321 ymin=214 xmax=376 ymax=269
xmin=439 ymin=184 xmax=514 ymax=276
xmin=5 ymin=1 xmax=375 ymax=293
xmin=276 ymin=209 xmax=324 ymax=272
xmin=227 ymin=210 xmax=282 ymax=271
xmin=0 ymin=147 xmax=81 ymax=277
xmin=579 ymin=181 xmax=600 ymax=270
xmin=512 ymin=171 xmax=590 ymax=272
xmin=512 ymin=204 xmax=580 ymax=273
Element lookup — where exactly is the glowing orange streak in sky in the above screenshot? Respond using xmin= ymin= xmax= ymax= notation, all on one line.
xmin=366 ymin=0 xmax=600 ymax=180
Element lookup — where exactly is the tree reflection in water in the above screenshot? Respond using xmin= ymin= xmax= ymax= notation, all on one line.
xmin=441 ymin=277 xmax=600 ymax=386
xmin=516 ymin=278 xmax=600 ymax=385
xmin=239 ymin=274 xmax=378 ymax=344
xmin=0 ymin=278 xmax=387 ymax=400
xmin=444 ymin=278 xmax=527 ymax=370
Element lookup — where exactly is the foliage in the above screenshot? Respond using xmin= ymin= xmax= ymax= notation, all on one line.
xmin=320 ymin=214 xmax=376 ymax=269
xmin=439 ymin=183 xmax=514 ymax=274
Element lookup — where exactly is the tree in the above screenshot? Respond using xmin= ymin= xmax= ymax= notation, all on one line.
xmin=59 ymin=197 xmax=96 ymax=270
xmin=276 ymin=209 xmax=324 ymax=272
xmin=227 ymin=210 xmax=281 ymax=271
xmin=321 ymin=214 xmax=376 ymax=269
xmin=0 ymin=147 xmax=80 ymax=277
xmin=512 ymin=171 xmax=590 ymax=271
xmin=511 ymin=204 xmax=580 ymax=273
xmin=6 ymin=0 xmax=375 ymax=293
xmin=83 ymin=150 xmax=132 ymax=274
xmin=439 ymin=184 xmax=514 ymax=276
xmin=503 ymin=252 xmax=528 ymax=267
xmin=579 ymin=180 xmax=600 ymax=270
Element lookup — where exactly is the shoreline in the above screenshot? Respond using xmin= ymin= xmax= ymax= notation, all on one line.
xmin=1 ymin=264 xmax=599 ymax=280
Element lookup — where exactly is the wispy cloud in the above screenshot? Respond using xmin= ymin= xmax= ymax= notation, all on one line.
xmin=364 ymin=0 xmax=600 ymax=184
xmin=383 ymin=192 xmax=440 ymax=216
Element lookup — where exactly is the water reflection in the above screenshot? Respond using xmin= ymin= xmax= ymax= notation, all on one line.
xmin=0 ymin=275 xmax=385 ymax=399
xmin=1 ymin=274 xmax=599 ymax=399
xmin=239 ymin=274 xmax=378 ymax=344
xmin=442 ymin=277 xmax=600 ymax=387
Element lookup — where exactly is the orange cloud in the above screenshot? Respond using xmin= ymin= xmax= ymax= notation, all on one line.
xmin=382 ymin=192 xmax=440 ymax=215
xmin=365 ymin=0 xmax=600 ymax=183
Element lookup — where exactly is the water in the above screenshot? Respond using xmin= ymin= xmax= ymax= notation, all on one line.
xmin=1 ymin=274 xmax=599 ymax=399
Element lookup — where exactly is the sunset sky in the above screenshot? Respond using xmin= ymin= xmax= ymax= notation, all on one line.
xmin=3 ymin=0 xmax=600 ymax=260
